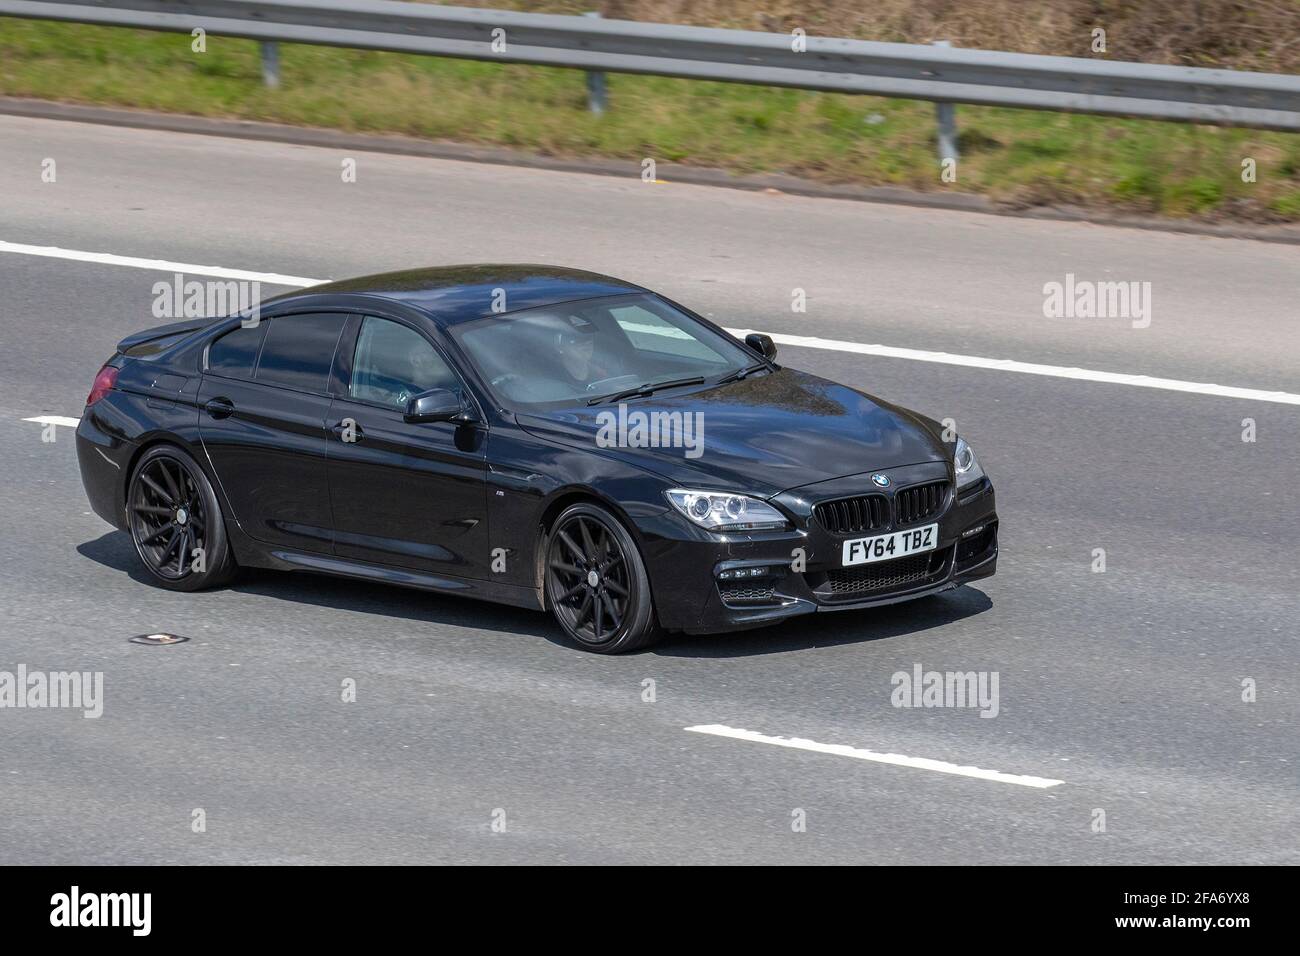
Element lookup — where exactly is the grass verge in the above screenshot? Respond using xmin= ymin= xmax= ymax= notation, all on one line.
xmin=2 ymin=21 xmax=1298 ymax=221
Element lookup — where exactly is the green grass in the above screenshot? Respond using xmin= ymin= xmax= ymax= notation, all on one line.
xmin=3 ymin=20 xmax=1298 ymax=221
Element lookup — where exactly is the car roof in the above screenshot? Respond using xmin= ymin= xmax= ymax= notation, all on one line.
xmin=272 ymin=264 xmax=646 ymax=326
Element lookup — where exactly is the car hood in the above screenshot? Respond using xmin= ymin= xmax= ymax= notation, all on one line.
xmin=514 ymin=367 xmax=949 ymax=498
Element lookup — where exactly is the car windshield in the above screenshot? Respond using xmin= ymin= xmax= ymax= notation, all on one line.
xmin=448 ymin=293 xmax=756 ymax=411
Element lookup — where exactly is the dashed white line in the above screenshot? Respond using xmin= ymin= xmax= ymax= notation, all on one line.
xmin=685 ymin=724 xmax=1065 ymax=789
xmin=4 ymin=239 xmax=1298 ymax=407
xmin=22 ymin=415 xmax=81 ymax=428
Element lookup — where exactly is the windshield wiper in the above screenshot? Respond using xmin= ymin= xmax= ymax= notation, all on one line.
xmin=587 ymin=376 xmax=706 ymax=405
xmin=714 ymin=362 xmax=770 ymax=387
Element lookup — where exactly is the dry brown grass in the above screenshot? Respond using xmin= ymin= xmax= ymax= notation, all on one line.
xmin=444 ymin=0 xmax=1300 ymax=73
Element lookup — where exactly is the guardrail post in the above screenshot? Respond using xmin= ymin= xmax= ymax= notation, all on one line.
xmin=260 ymin=40 xmax=281 ymax=89
xmin=932 ymin=41 xmax=958 ymax=163
xmin=583 ymin=12 xmax=608 ymax=115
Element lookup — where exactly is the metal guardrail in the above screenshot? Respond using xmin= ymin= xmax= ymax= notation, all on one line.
xmin=2 ymin=0 xmax=1298 ymax=140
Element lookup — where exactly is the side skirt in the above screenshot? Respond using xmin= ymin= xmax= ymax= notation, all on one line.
xmin=265 ymin=549 xmax=546 ymax=611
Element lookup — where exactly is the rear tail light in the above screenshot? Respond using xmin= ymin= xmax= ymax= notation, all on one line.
xmin=86 ymin=365 xmax=118 ymax=406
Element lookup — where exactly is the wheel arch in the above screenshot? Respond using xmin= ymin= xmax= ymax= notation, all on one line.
xmin=122 ymin=432 xmax=209 ymax=501
xmin=121 ymin=431 xmax=248 ymax=557
xmin=533 ymin=486 xmax=648 ymax=601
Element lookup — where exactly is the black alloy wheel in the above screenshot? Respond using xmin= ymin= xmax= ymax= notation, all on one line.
xmin=127 ymin=444 xmax=235 ymax=591
xmin=545 ymin=503 xmax=659 ymax=653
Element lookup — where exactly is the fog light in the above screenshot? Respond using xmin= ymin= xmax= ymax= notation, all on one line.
xmin=961 ymin=524 xmax=986 ymax=539
xmin=717 ymin=566 xmax=773 ymax=580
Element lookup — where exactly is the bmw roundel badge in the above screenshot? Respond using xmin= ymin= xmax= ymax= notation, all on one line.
xmin=871 ymin=473 xmax=890 ymax=488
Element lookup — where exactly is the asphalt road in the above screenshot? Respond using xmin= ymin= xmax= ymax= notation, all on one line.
xmin=0 ymin=114 xmax=1296 ymax=864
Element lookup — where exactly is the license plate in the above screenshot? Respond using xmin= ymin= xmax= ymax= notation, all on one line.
xmin=842 ymin=523 xmax=938 ymax=566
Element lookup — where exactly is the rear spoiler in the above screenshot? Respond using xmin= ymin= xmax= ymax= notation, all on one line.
xmin=115 ymin=317 xmax=215 ymax=355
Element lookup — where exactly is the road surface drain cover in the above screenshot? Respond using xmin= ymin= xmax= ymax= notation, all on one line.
xmin=129 ymin=633 xmax=190 ymax=646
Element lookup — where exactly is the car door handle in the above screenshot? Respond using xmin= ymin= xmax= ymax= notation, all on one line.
xmin=203 ymin=397 xmax=235 ymax=419
xmin=331 ymin=420 xmax=364 ymax=442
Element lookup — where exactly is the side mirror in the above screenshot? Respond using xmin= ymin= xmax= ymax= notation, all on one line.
xmin=745 ymin=332 xmax=777 ymax=361
xmin=404 ymin=387 xmax=464 ymax=424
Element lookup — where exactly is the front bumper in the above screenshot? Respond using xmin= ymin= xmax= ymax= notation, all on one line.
xmin=639 ymin=464 xmax=998 ymax=634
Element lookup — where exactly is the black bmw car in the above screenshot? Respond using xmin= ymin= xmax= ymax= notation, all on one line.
xmin=76 ymin=266 xmax=998 ymax=653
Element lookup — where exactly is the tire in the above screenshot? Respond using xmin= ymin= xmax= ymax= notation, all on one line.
xmin=544 ymin=502 xmax=660 ymax=653
xmin=127 ymin=443 xmax=237 ymax=592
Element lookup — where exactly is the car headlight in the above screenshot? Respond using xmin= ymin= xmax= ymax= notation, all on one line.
xmin=954 ymin=436 xmax=986 ymax=491
xmin=665 ymin=489 xmax=788 ymax=532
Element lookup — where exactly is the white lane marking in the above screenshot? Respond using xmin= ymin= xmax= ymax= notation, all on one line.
xmin=2 ymin=240 xmax=1296 ymax=407
xmin=0 ymin=240 xmax=324 ymax=288
xmin=685 ymin=724 xmax=1065 ymax=789
xmin=23 ymin=415 xmax=81 ymax=428
xmin=726 ymin=328 xmax=1300 ymax=407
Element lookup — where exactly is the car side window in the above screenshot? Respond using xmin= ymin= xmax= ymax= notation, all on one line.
xmin=349 ymin=316 xmax=457 ymax=409
xmin=254 ymin=313 xmax=348 ymax=393
xmin=207 ymin=321 xmax=267 ymax=378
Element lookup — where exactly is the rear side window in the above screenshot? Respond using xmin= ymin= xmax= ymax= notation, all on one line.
xmin=207 ymin=321 xmax=266 ymax=378
xmin=254 ymin=313 xmax=348 ymax=393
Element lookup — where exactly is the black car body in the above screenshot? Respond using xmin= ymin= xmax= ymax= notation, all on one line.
xmin=77 ymin=265 xmax=998 ymax=652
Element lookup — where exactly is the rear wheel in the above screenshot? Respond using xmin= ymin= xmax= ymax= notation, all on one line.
xmin=127 ymin=444 xmax=236 ymax=591
xmin=545 ymin=503 xmax=659 ymax=653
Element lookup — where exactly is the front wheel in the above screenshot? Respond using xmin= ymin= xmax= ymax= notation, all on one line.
xmin=544 ymin=503 xmax=660 ymax=653
xmin=127 ymin=444 xmax=236 ymax=592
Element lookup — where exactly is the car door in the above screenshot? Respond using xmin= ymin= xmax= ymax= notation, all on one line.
xmin=326 ymin=314 xmax=490 ymax=578
xmin=198 ymin=312 xmax=348 ymax=552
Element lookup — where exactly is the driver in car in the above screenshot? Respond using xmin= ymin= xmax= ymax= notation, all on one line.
xmin=552 ymin=314 xmax=615 ymax=388
xmin=393 ymin=340 xmax=451 ymax=408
